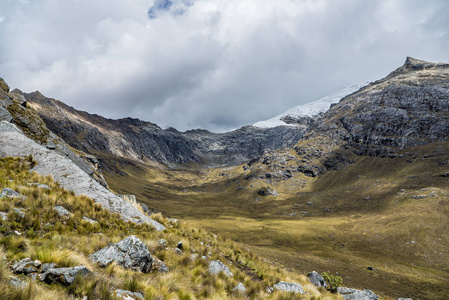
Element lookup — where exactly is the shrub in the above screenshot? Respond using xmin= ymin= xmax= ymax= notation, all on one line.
xmin=322 ymin=271 xmax=343 ymax=293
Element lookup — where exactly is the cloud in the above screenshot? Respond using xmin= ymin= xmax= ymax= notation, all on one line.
xmin=0 ymin=0 xmax=448 ymax=132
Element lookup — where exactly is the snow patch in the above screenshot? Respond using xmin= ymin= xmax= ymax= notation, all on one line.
xmin=253 ymin=83 xmax=367 ymax=128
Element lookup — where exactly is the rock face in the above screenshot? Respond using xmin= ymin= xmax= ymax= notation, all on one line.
xmin=89 ymin=235 xmax=153 ymax=273
xmin=337 ymin=287 xmax=379 ymax=300
xmin=208 ymin=260 xmax=233 ymax=277
xmin=290 ymin=57 xmax=449 ymax=176
xmin=40 ymin=266 xmax=91 ymax=286
xmin=20 ymin=91 xmax=304 ymax=167
xmin=0 ymin=121 xmax=165 ymax=231
xmin=307 ymin=271 xmax=327 ymax=288
xmin=273 ymin=281 xmax=304 ymax=294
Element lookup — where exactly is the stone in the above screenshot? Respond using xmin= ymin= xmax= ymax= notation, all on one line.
xmin=0 ymin=188 xmax=26 ymax=199
xmin=82 ymin=216 xmax=98 ymax=224
xmin=232 ymin=282 xmax=247 ymax=294
xmin=0 ymin=211 xmax=8 ymax=221
xmin=266 ymin=286 xmax=274 ymax=294
xmin=158 ymin=239 xmax=167 ymax=247
xmin=114 ymin=289 xmax=144 ymax=300
xmin=41 ymin=262 xmax=58 ymax=273
xmin=0 ymin=107 xmax=13 ymax=123
xmin=176 ymin=241 xmax=183 ymax=250
xmin=13 ymin=208 xmax=25 ymax=219
xmin=40 ymin=266 xmax=91 ymax=286
xmin=208 ymin=260 xmax=233 ymax=277
xmin=151 ymin=256 xmax=168 ymax=273
xmin=337 ymin=287 xmax=379 ymax=300
xmin=54 ymin=206 xmax=72 ymax=218
xmin=397 ymin=298 xmax=412 ymax=300
xmin=89 ymin=235 xmax=153 ymax=273
xmin=9 ymin=276 xmax=27 ymax=288
xmin=273 ymin=281 xmax=304 ymax=294
xmin=307 ymin=271 xmax=327 ymax=288
xmin=12 ymin=258 xmax=42 ymax=275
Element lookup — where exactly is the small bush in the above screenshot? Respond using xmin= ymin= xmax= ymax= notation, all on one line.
xmin=322 ymin=271 xmax=343 ymax=293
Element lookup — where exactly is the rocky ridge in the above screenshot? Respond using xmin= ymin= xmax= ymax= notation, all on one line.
xmin=20 ymin=90 xmax=305 ymax=167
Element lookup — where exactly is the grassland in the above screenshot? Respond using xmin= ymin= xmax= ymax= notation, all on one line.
xmin=103 ymin=142 xmax=449 ymax=299
xmin=0 ymin=156 xmax=342 ymax=299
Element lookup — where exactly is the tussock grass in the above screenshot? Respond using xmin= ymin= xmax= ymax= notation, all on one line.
xmin=0 ymin=157 xmax=336 ymax=299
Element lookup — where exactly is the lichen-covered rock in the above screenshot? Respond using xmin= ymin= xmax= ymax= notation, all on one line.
xmin=208 ymin=260 xmax=233 ymax=277
xmin=1 ymin=188 xmax=26 ymax=199
xmin=114 ymin=289 xmax=144 ymax=300
xmin=41 ymin=262 xmax=58 ymax=273
xmin=40 ymin=266 xmax=91 ymax=285
xmin=12 ymin=258 xmax=42 ymax=275
xmin=158 ymin=239 xmax=167 ymax=247
xmin=273 ymin=281 xmax=304 ymax=294
xmin=89 ymin=235 xmax=153 ymax=273
xmin=337 ymin=287 xmax=379 ymax=300
xmin=307 ymin=271 xmax=327 ymax=288
xmin=54 ymin=206 xmax=72 ymax=218
xmin=9 ymin=276 xmax=26 ymax=288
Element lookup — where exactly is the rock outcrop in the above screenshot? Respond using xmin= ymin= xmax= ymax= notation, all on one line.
xmin=0 ymin=121 xmax=165 ymax=230
xmin=89 ymin=235 xmax=153 ymax=273
xmin=307 ymin=271 xmax=327 ymax=288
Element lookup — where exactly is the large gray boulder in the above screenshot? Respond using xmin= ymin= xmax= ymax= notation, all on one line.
xmin=89 ymin=235 xmax=153 ymax=273
xmin=308 ymin=271 xmax=327 ymax=288
xmin=208 ymin=260 xmax=233 ymax=277
xmin=273 ymin=281 xmax=304 ymax=294
xmin=12 ymin=258 xmax=42 ymax=275
xmin=337 ymin=287 xmax=379 ymax=300
xmin=40 ymin=266 xmax=91 ymax=285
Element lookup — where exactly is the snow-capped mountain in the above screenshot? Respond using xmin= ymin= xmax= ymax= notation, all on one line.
xmin=253 ymin=83 xmax=366 ymax=128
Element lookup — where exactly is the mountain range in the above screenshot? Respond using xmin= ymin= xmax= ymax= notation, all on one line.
xmin=1 ymin=57 xmax=449 ymax=299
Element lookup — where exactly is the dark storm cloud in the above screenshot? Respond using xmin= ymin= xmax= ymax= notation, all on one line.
xmin=0 ymin=0 xmax=448 ymax=132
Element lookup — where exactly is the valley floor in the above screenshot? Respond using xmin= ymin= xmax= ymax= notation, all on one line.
xmin=103 ymin=143 xmax=449 ymax=300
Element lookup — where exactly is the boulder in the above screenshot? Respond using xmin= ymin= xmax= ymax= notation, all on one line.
xmin=40 ymin=266 xmax=91 ymax=285
xmin=114 ymin=289 xmax=144 ymax=300
xmin=12 ymin=258 xmax=42 ymax=275
xmin=176 ymin=241 xmax=183 ymax=250
xmin=208 ymin=260 xmax=233 ymax=277
xmin=54 ymin=206 xmax=72 ymax=218
xmin=0 ymin=211 xmax=7 ymax=221
xmin=232 ymin=282 xmax=247 ymax=294
xmin=308 ymin=271 xmax=327 ymax=288
xmin=1 ymin=188 xmax=26 ymax=199
xmin=337 ymin=287 xmax=379 ymax=300
xmin=89 ymin=235 xmax=153 ymax=273
xmin=273 ymin=281 xmax=304 ymax=294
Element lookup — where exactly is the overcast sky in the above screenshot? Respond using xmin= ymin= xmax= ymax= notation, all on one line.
xmin=1 ymin=0 xmax=448 ymax=132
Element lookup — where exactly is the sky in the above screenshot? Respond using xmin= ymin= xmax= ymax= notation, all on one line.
xmin=0 ymin=0 xmax=448 ymax=132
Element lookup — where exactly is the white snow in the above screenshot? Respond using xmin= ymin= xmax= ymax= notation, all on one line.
xmin=253 ymin=83 xmax=367 ymax=128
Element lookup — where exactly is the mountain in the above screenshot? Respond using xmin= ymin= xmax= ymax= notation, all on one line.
xmin=253 ymin=83 xmax=366 ymax=128
xmin=18 ymin=91 xmax=304 ymax=168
